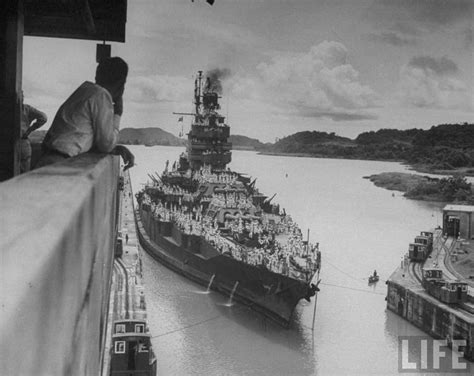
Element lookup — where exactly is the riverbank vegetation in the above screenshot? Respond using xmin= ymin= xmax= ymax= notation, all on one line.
xmin=259 ymin=123 xmax=474 ymax=175
xmin=365 ymin=173 xmax=474 ymax=203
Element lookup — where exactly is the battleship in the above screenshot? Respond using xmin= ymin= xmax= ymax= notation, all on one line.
xmin=135 ymin=71 xmax=321 ymax=326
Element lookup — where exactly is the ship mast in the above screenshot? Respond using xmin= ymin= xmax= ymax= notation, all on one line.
xmin=195 ymin=70 xmax=202 ymax=117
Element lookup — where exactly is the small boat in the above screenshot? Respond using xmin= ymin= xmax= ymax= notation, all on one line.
xmin=368 ymin=274 xmax=379 ymax=284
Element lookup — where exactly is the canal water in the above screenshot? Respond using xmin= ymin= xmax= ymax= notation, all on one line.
xmin=128 ymin=145 xmax=470 ymax=376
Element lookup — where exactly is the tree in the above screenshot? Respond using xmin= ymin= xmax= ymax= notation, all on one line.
xmin=439 ymin=176 xmax=472 ymax=201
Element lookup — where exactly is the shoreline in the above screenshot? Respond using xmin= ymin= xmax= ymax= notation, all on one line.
xmin=364 ymin=171 xmax=474 ymax=204
xmin=258 ymin=151 xmax=474 ymax=177
xmin=364 ymin=172 xmax=444 ymax=202
xmin=257 ymin=151 xmax=405 ymax=163
xmin=116 ymin=143 xmax=474 ymax=178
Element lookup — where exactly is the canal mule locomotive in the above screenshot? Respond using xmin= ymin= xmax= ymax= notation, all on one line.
xmin=408 ymin=231 xmax=434 ymax=261
xmin=422 ymin=268 xmax=468 ymax=304
xmin=110 ymin=319 xmax=157 ymax=376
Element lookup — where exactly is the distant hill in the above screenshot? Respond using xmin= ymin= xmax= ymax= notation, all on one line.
xmin=29 ymin=127 xmax=185 ymax=147
xmin=259 ymin=130 xmax=355 ymax=157
xmin=31 ymin=127 xmax=267 ymax=150
xmin=229 ymin=135 xmax=267 ymax=150
xmin=119 ymin=127 xmax=186 ymax=146
xmin=355 ymin=128 xmax=421 ymax=145
xmin=260 ymin=123 xmax=474 ymax=174
xmin=120 ymin=128 xmax=268 ymax=149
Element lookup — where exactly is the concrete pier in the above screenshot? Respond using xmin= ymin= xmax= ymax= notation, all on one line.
xmin=386 ymin=230 xmax=474 ymax=361
xmin=101 ymin=170 xmax=153 ymax=375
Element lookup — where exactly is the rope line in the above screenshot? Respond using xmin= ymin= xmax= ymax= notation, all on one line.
xmin=151 ymin=314 xmax=222 ymax=338
xmin=145 ymin=282 xmax=386 ymax=339
xmin=323 ymin=258 xmax=369 ymax=282
xmin=323 ymin=257 xmax=389 ymax=283
xmin=320 ymin=282 xmax=386 ymax=296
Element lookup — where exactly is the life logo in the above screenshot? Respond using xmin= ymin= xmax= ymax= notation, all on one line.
xmin=398 ymin=336 xmax=471 ymax=373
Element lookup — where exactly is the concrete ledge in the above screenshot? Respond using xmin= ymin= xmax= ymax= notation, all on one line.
xmin=0 ymin=154 xmax=120 ymax=376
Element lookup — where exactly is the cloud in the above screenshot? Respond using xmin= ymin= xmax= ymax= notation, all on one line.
xmin=125 ymin=75 xmax=193 ymax=104
xmin=253 ymin=41 xmax=378 ymax=121
xmin=397 ymin=0 xmax=473 ymax=26
xmin=367 ymin=32 xmax=416 ymax=46
xmin=372 ymin=0 xmax=473 ymax=28
xmin=408 ymin=56 xmax=458 ymax=75
xmin=367 ymin=0 xmax=473 ymax=41
xmin=22 ymin=73 xmax=81 ymax=122
xmin=295 ymin=107 xmax=378 ymax=121
xmin=389 ymin=22 xmax=421 ymax=37
xmin=397 ymin=55 xmax=471 ymax=110
xmin=23 ymin=76 xmax=71 ymax=101
xmin=465 ymin=27 xmax=473 ymax=47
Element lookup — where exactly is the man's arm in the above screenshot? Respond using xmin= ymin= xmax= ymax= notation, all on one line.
xmin=112 ymin=145 xmax=135 ymax=170
xmin=23 ymin=107 xmax=48 ymax=138
xmin=90 ymin=90 xmax=134 ymax=169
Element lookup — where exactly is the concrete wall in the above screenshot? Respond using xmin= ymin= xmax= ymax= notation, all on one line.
xmin=0 ymin=154 xmax=120 ymax=375
xmin=387 ymin=281 xmax=474 ymax=360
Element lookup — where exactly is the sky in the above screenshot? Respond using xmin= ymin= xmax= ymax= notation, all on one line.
xmin=23 ymin=0 xmax=473 ymax=142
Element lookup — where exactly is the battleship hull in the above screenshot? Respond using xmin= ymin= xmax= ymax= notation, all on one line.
xmin=136 ymin=204 xmax=315 ymax=327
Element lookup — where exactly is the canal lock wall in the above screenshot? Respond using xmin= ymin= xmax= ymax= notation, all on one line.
xmin=386 ymin=276 xmax=474 ymax=361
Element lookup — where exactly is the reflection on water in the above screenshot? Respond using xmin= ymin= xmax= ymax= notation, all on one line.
xmin=142 ymin=250 xmax=316 ymax=376
xmin=129 ymin=146 xmax=471 ymax=376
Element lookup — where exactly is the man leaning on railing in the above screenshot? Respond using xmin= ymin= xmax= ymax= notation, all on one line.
xmin=35 ymin=57 xmax=134 ymax=170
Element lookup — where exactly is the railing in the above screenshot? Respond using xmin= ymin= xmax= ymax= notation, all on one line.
xmin=0 ymin=153 xmax=120 ymax=376
xmin=191 ymin=124 xmax=230 ymax=139
xmin=190 ymin=141 xmax=232 ymax=151
xmin=188 ymin=151 xmax=232 ymax=164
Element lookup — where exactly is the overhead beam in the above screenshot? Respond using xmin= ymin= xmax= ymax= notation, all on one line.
xmin=24 ymin=0 xmax=127 ymax=42
xmin=77 ymin=0 xmax=96 ymax=35
xmin=24 ymin=16 xmax=126 ymax=42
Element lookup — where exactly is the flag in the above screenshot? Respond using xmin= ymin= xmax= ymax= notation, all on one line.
xmin=178 ymin=116 xmax=183 ymax=122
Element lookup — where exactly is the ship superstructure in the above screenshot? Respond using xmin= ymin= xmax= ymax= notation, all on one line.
xmin=176 ymin=70 xmax=232 ymax=170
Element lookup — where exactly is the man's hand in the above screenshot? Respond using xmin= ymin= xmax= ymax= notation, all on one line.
xmin=112 ymin=145 xmax=135 ymax=170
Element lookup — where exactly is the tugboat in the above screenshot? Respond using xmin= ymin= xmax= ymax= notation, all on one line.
xmin=135 ymin=71 xmax=321 ymax=327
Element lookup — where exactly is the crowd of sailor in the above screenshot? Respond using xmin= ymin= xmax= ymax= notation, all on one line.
xmin=163 ymin=162 xmax=238 ymax=185
xmin=147 ymin=169 xmax=242 ymax=206
xmin=155 ymin=183 xmax=197 ymax=204
xmin=193 ymin=165 xmax=237 ymax=184
xmin=140 ymin=190 xmax=320 ymax=281
xmin=211 ymin=192 xmax=253 ymax=211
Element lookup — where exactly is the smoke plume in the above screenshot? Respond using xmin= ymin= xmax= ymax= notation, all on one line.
xmin=205 ymin=68 xmax=231 ymax=94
